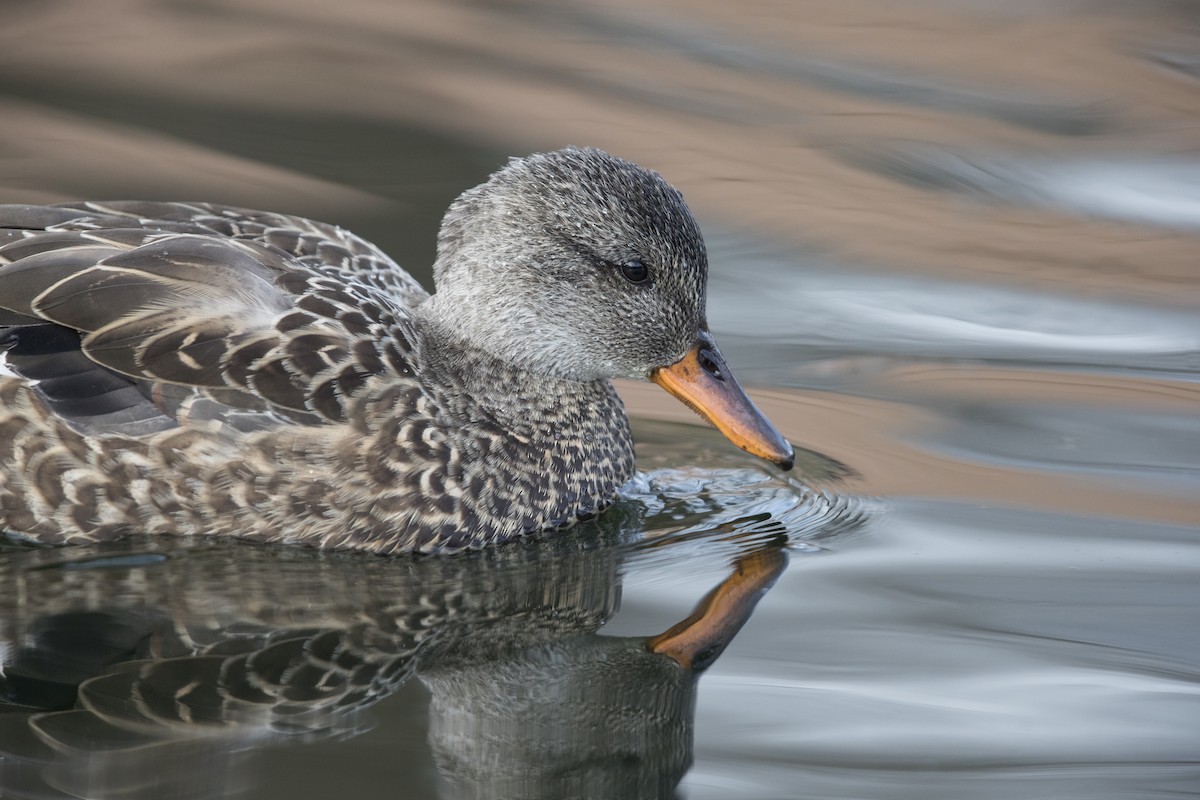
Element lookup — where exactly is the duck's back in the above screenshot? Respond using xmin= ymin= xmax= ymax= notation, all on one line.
xmin=0 ymin=202 xmax=441 ymax=547
xmin=0 ymin=201 xmax=429 ymax=437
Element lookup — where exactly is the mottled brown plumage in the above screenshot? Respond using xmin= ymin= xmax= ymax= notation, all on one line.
xmin=0 ymin=147 xmax=788 ymax=553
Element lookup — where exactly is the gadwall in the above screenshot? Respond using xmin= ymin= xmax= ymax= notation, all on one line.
xmin=0 ymin=147 xmax=793 ymax=553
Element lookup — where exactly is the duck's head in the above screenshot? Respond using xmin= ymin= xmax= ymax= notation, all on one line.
xmin=427 ymin=146 xmax=793 ymax=470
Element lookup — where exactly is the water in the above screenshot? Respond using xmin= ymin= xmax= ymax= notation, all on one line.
xmin=1 ymin=1 xmax=1198 ymax=798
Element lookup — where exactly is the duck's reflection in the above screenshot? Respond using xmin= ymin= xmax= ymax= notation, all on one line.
xmin=0 ymin=511 xmax=788 ymax=800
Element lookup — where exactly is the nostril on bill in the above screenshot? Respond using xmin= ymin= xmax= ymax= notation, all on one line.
xmin=698 ymin=349 xmax=724 ymax=381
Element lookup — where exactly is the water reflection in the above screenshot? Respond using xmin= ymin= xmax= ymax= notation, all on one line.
xmin=503 ymin=0 xmax=1111 ymax=134
xmin=706 ymin=233 xmax=1200 ymax=377
xmin=0 ymin=465 xmax=850 ymax=800
xmin=838 ymin=144 xmax=1200 ymax=231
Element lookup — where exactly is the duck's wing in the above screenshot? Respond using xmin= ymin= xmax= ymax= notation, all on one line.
xmin=0 ymin=202 xmax=427 ymax=437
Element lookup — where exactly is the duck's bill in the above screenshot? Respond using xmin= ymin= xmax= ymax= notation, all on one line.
xmin=650 ymin=334 xmax=795 ymax=470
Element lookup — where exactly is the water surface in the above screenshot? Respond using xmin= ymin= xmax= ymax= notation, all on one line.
xmin=1 ymin=1 xmax=1198 ymax=798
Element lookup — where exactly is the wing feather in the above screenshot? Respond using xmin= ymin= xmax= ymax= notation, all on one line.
xmin=0 ymin=202 xmax=429 ymax=436
xmin=0 ymin=246 xmax=125 ymax=314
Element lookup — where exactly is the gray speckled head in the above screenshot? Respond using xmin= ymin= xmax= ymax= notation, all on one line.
xmin=424 ymin=147 xmax=708 ymax=381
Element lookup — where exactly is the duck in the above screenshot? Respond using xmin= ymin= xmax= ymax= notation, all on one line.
xmin=0 ymin=147 xmax=793 ymax=554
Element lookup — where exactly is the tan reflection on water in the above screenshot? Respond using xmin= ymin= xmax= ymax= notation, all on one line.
xmin=0 ymin=97 xmax=387 ymax=211
xmin=3 ymin=0 xmax=1198 ymax=305
xmin=617 ymin=377 xmax=1200 ymax=527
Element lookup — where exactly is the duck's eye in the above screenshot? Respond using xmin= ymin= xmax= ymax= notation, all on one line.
xmin=620 ymin=259 xmax=650 ymax=284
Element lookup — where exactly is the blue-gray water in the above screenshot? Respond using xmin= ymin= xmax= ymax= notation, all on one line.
xmin=1 ymin=1 xmax=1198 ymax=798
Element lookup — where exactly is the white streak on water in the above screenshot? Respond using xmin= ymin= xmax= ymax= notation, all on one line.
xmin=707 ymin=234 xmax=1200 ymax=370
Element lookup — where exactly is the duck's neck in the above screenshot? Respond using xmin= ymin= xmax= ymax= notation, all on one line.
xmin=412 ymin=301 xmax=605 ymax=432
xmin=416 ymin=291 xmax=605 ymax=383
xmin=408 ymin=302 xmax=637 ymax=538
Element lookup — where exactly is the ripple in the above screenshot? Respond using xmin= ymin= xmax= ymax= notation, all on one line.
xmin=920 ymin=402 xmax=1200 ymax=486
xmin=707 ymin=233 xmax=1200 ymax=375
xmin=621 ymin=465 xmax=873 ymax=559
xmin=843 ymin=143 xmax=1200 ymax=231
xmin=506 ymin=1 xmax=1109 ymax=134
